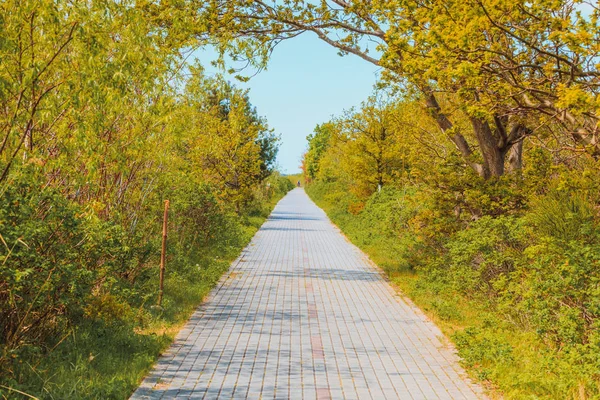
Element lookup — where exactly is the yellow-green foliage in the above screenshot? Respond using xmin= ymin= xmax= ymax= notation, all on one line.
xmin=210 ymin=0 xmax=600 ymax=179
xmin=307 ymin=97 xmax=410 ymax=199
xmin=0 ymin=1 xmax=292 ymax=398
xmin=305 ymin=96 xmax=600 ymax=398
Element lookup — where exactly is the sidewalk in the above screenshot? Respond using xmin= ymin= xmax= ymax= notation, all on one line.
xmin=131 ymin=188 xmax=485 ymax=400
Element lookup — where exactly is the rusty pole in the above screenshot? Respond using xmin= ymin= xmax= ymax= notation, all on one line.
xmin=158 ymin=199 xmax=169 ymax=307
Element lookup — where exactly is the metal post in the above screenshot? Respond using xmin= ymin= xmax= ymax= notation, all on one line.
xmin=157 ymin=199 xmax=169 ymax=307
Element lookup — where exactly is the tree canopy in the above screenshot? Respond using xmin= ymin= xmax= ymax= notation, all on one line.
xmin=200 ymin=0 xmax=600 ymax=179
xmin=0 ymin=2 xmax=288 ymax=396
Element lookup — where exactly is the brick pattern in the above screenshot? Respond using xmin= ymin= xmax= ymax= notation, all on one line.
xmin=131 ymin=189 xmax=486 ymax=399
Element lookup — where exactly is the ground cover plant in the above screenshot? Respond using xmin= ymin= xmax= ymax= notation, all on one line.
xmin=0 ymin=2 xmax=293 ymax=398
xmin=3 ymin=0 xmax=600 ymax=398
xmin=303 ymin=99 xmax=600 ymax=398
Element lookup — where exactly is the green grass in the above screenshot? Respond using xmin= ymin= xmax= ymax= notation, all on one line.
xmin=389 ymin=271 xmax=575 ymax=399
xmin=305 ymin=183 xmax=599 ymax=400
xmin=1 ymin=190 xmax=289 ymax=400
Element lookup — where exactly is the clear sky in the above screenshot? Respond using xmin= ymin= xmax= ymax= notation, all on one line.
xmin=196 ymin=33 xmax=381 ymax=174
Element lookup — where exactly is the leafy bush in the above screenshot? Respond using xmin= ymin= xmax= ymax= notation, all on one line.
xmin=0 ymin=173 xmax=138 ymax=360
xmin=307 ymin=177 xmax=600 ymax=398
xmin=442 ymin=216 xmax=526 ymax=298
xmin=528 ymin=191 xmax=597 ymax=242
xmin=0 ymin=168 xmax=294 ymax=398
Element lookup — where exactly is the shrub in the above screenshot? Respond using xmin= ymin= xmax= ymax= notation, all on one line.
xmin=443 ymin=216 xmax=526 ymax=298
xmin=0 ymin=173 xmax=137 ymax=362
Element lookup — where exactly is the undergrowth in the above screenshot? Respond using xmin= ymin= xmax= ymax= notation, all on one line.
xmin=0 ymin=174 xmax=294 ymax=400
xmin=306 ymin=180 xmax=600 ymax=400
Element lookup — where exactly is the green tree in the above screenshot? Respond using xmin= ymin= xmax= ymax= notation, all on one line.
xmin=177 ymin=66 xmax=278 ymax=211
xmin=305 ymin=123 xmax=334 ymax=181
xmin=308 ymin=97 xmax=408 ymax=198
xmin=202 ymin=0 xmax=600 ymax=179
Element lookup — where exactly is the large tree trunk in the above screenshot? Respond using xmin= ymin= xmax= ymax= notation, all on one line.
xmin=424 ymin=92 xmax=528 ymax=180
xmin=423 ymin=93 xmax=487 ymax=178
xmin=470 ymin=117 xmax=505 ymax=178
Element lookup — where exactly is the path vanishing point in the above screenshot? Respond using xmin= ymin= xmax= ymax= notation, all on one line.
xmin=131 ymin=188 xmax=486 ymax=400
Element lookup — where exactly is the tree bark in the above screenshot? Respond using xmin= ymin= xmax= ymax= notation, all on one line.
xmin=423 ymin=93 xmax=488 ymax=178
xmin=507 ymin=139 xmax=523 ymax=173
xmin=470 ymin=117 xmax=505 ymax=177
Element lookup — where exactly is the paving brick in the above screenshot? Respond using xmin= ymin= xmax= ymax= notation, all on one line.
xmin=131 ymin=189 xmax=486 ymax=400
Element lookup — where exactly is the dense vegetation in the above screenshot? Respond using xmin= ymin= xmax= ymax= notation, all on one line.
xmin=3 ymin=0 xmax=600 ymax=398
xmin=303 ymin=96 xmax=600 ymax=398
xmin=0 ymin=2 xmax=293 ymax=398
xmin=203 ymin=1 xmax=600 ymax=397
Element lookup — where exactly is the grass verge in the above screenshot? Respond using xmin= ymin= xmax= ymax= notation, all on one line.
xmin=1 ymin=191 xmax=289 ymax=400
xmin=306 ymin=184 xmax=596 ymax=400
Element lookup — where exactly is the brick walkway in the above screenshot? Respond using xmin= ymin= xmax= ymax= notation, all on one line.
xmin=132 ymin=189 xmax=486 ymax=399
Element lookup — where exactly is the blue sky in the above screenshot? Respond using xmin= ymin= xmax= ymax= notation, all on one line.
xmin=196 ymin=33 xmax=381 ymax=174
